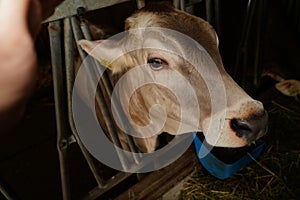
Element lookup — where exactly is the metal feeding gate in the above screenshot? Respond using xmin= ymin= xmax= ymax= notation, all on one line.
xmin=48 ymin=1 xmax=140 ymax=199
xmin=46 ymin=0 xmax=203 ymax=199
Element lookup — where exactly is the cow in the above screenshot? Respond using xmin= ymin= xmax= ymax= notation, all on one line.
xmin=77 ymin=1 xmax=268 ymax=153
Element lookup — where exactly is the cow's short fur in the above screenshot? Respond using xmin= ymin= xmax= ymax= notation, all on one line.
xmin=78 ymin=1 xmax=268 ymax=152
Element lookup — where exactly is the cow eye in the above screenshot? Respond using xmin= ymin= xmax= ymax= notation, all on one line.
xmin=147 ymin=58 xmax=167 ymax=70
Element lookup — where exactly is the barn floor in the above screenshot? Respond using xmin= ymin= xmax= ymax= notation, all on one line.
xmin=1 ymin=0 xmax=300 ymax=200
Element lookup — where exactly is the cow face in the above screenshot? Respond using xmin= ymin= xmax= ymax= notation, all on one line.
xmin=78 ymin=2 xmax=268 ymax=152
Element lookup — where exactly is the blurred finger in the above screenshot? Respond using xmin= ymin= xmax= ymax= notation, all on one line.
xmin=0 ymin=0 xmax=31 ymax=28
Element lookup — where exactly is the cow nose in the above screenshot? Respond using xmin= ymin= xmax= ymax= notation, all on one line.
xmin=230 ymin=111 xmax=268 ymax=143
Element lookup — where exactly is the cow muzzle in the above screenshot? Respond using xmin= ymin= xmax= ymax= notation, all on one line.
xmin=230 ymin=110 xmax=268 ymax=144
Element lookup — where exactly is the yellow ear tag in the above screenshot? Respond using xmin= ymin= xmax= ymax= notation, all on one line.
xmin=99 ymin=57 xmax=112 ymax=69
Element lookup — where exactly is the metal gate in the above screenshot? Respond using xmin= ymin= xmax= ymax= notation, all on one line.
xmin=47 ymin=0 xmax=203 ymax=199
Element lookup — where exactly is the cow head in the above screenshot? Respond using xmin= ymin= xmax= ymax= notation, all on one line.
xmin=78 ymin=2 xmax=268 ymax=152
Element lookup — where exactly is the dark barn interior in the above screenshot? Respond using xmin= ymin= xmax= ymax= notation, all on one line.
xmin=1 ymin=0 xmax=300 ymax=199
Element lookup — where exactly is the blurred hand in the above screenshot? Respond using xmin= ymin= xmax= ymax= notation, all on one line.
xmin=0 ymin=0 xmax=62 ymax=133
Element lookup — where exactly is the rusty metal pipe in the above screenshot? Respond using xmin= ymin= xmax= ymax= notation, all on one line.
xmin=78 ymin=18 xmax=141 ymax=162
xmin=48 ymin=20 xmax=72 ymax=200
xmin=70 ymin=16 xmax=131 ymax=171
xmin=64 ymin=17 xmax=109 ymax=187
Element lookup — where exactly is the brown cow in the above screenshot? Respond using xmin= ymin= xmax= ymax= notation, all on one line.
xmin=78 ymin=1 xmax=268 ymax=153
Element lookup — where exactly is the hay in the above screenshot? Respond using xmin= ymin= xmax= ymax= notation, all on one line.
xmin=180 ymin=91 xmax=300 ymax=200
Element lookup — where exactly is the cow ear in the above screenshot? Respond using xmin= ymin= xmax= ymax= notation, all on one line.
xmin=78 ymin=39 xmax=123 ymax=70
xmin=275 ymin=80 xmax=300 ymax=97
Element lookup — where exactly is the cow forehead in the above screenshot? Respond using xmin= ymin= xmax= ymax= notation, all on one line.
xmin=126 ymin=10 xmax=217 ymax=44
xmin=125 ymin=10 xmax=222 ymax=67
xmin=125 ymin=12 xmax=159 ymax=29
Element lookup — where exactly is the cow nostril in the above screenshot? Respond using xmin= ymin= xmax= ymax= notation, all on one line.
xmin=230 ymin=111 xmax=268 ymax=143
xmin=230 ymin=119 xmax=253 ymax=138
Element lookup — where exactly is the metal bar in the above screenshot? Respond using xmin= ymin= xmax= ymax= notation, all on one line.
xmin=79 ymin=18 xmax=139 ymax=158
xmin=0 ymin=179 xmax=15 ymax=200
xmin=253 ymin=0 xmax=265 ymax=86
xmin=70 ymin=16 xmax=131 ymax=171
xmin=64 ymin=17 xmax=108 ymax=187
xmin=213 ymin=0 xmax=221 ymax=35
xmin=78 ymin=18 xmax=141 ymax=162
xmin=48 ymin=20 xmax=71 ymax=200
xmin=205 ymin=0 xmax=214 ymax=24
xmin=44 ymin=0 xmax=131 ymax=23
xmin=70 ymin=14 xmax=143 ymax=197
xmin=234 ymin=0 xmax=258 ymax=85
xmin=180 ymin=0 xmax=185 ymax=11
xmin=71 ymin=16 xmax=123 ymax=149
xmin=109 ymin=94 xmax=142 ymax=161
